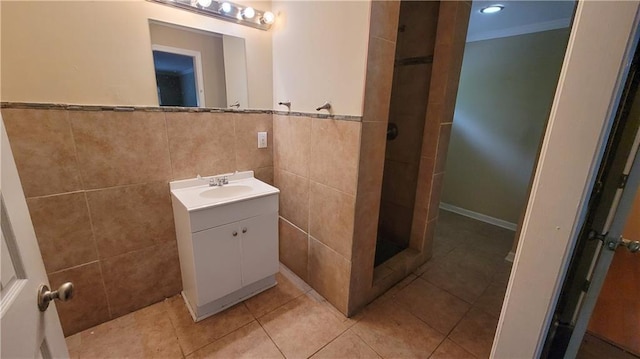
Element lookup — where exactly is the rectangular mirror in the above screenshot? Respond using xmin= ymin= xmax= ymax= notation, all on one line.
xmin=149 ymin=21 xmax=249 ymax=109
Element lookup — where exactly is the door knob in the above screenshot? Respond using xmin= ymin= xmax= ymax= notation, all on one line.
xmin=37 ymin=282 xmax=74 ymax=312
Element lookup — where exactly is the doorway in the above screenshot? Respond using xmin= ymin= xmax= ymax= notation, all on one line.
xmin=375 ymin=1 xmax=440 ymax=267
xmin=374 ymin=0 xmax=576 ymax=268
xmin=152 ymin=46 xmax=204 ymax=107
xmin=440 ymin=0 xmax=575 ymax=259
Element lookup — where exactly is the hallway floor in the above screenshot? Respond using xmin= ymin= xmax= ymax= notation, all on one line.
xmin=66 ymin=210 xmax=515 ymax=359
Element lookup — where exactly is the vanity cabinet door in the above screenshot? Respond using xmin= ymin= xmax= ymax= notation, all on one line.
xmin=192 ymin=221 xmax=243 ymax=305
xmin=239 ymin=212 xmax=279 ymax=286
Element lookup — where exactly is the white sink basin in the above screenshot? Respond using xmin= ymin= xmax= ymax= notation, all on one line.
xmin=200 ymin=185 xmax=253 ymax=199
xmin=170 ymin=171 xmax=279 ymax=211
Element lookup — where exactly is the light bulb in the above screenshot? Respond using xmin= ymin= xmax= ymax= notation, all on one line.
xmin=242 ymin=7 xmax=255 ymax=19
xmin=480 ymin=5 xmax=504 ymax=14
xmin=261 ymin=11 xmax=275 ymax=24
xmin=197 ymin=0 xmax=212 ymax=7
xmin=219 ymin=2 xmax=232 ymax=13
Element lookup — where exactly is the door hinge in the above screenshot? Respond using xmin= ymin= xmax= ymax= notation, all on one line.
xmin=618 ymin=174 xmax=629 ymax=188
xmin=581 ymin=279 xmax=591 ymax=292
xmin=587 ymin=229 xmax=607 ymax=242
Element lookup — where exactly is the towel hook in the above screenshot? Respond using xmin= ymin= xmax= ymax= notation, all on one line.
xmin=316 ymin=101 xmax=331 ymax=112
xmin=278 ymin=101 xmax=291 ymax=111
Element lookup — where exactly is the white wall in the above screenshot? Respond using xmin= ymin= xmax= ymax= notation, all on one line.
xmin=271 ymin=1 xmax=371 ymax=116
xmin=441 ymin=29 xmax=570 ymax=224
xmin=0 ymin=0 xmax=273 ymax=108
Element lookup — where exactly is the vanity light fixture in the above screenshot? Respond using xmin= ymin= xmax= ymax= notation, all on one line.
xmin=480 ymin=4 xmax=504 ymax=14
xmin=149 ymin=0 xmax=275 ymax=30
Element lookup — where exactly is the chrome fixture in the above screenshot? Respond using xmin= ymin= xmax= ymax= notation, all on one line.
xmin=38 ymin=282 xmax=74 ymax=312
xmin=149 ymin=0 xmax=275 ymax=31
xmin=197 ymin=174 xmax=229 ymax=186
xmin=387 ymin=123 xmax=399 ymax=141
xmin=278 ymin=101 xmax=291 ymax=110
xmin=316 ymin=101 xmax=332 ymax=112
xmin=229 ymin=100 xmax=240 ymax=109
xmin=211 ymin=176 xmax=229 ymax=187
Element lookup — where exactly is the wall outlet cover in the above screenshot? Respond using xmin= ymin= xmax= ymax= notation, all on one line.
xmin=258 ymin=132 xmax=267 ymax=149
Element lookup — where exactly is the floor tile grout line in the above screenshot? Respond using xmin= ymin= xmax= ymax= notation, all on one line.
xmin=418 ymin=272 xmax=478 ymax=306
xmin=161 ymin=299 xmax=187 ymax=359
xmin=352 ymin=330 xmax=386 ymax=359
xmin=389 ymin=289 xmax=455 ymax=336
xmin=304 ymin=322 xmax=354 ymax=359
xmin=163 ymin=298 xmax=188 ymax=356
xmin=353 ymin=292 xmax=452 ymax=359
xmin=444 ymin=297 xmax=499 ymax=358
xmin=249 ymin=290 xmax=308 ymax=321
xmin=385 ymin=292 xmax=451 ymax=354
xmin=183 ymin=316 xmax=257 ymax=357
xmin=255 ymin=317 xmax=288 ymax=359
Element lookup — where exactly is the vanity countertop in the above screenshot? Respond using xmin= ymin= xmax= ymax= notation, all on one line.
xmin=170 ymin=171 xmax=279 ymax=212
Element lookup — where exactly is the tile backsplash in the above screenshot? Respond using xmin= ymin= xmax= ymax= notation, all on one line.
xmin=2 ymin=107 xmax=274 ymax=336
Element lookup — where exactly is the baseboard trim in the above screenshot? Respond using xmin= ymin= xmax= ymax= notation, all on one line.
xmin=505 ymin=251 xmax=515 ymax=263
xmin=439 ymin=202 xmax=518 ymax=231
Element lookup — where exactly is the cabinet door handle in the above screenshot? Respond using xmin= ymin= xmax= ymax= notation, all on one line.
xmin=242 ymin=227 xmax=247 ymax=233
xmin=232 ymin=231 xmax=238 ymax=237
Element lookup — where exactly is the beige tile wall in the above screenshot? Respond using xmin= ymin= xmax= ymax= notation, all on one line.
xmin=379 ymin=1 xmax=440 ymax=248
xmin=273 ymin=114 xmax=361 ymax=314
xmin=2 ymin=108 xmax=274 ymax=335
xmin=349 ymin=0 xmax=401 ymax=314
xmin=349 ymin=1 xmax=471 ymax=314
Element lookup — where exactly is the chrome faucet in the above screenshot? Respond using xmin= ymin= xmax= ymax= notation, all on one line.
xmin=210 ymin=176 xmax=229 ymax=187
xmin=197 ymin=174 xmax=228 ymax=187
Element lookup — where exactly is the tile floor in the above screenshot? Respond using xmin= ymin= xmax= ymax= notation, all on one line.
xmin=577 ymin=333 xmax=640 ymax=359
xmin=66 ymin=210 xmax=515 ymax=359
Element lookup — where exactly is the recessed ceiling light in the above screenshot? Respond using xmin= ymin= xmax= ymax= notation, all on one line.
xmin=480 ymin=5 xmax=504 ymax=14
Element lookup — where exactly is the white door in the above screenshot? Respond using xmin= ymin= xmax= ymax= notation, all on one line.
xmin=492 ymin=1 xmax=640 ymax=357
xmin=0 ymin=117 xmax=69 ymax=358
xmin=563 ymin=119 xmax=640 ymax=357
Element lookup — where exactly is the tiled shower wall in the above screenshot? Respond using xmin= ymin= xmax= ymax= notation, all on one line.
xmin=349 ymin=1 xmax=471 ymax=313
xmin=2 ymin=107 xmax=273 ymax=336
xmin=273 ymin=114 xmax=361 ymax=314
xmin=379 ymin=1 xmax=441 ymax=248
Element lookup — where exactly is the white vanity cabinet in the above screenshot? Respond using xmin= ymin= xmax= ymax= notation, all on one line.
xmin=170 ymin=172 xmax=279 ymax=321
xmin=191 ymin=212 xmax=278 ymax=305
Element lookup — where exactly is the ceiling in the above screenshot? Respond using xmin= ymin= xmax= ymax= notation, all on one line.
xmin=466 ymin=0 xmax=576 ymax=42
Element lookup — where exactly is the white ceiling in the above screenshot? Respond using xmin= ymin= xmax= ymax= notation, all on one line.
xmin=466 ymin=0 xmax=576 ymax=42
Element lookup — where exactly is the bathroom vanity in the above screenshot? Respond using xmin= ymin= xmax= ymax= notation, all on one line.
xmin=170 ymin=171 xmax=279 ymax=321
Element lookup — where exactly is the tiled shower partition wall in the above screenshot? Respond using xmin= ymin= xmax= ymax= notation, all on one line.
xmin=378 ymin=1 xmax=441 ymax=250
xmin=349 ymin=1 xmax=471 ymax=313
xmin=273 ymin=114 xmax=361 ymax=314
xmin=1 ymin=106 xmax=274 ymax=335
